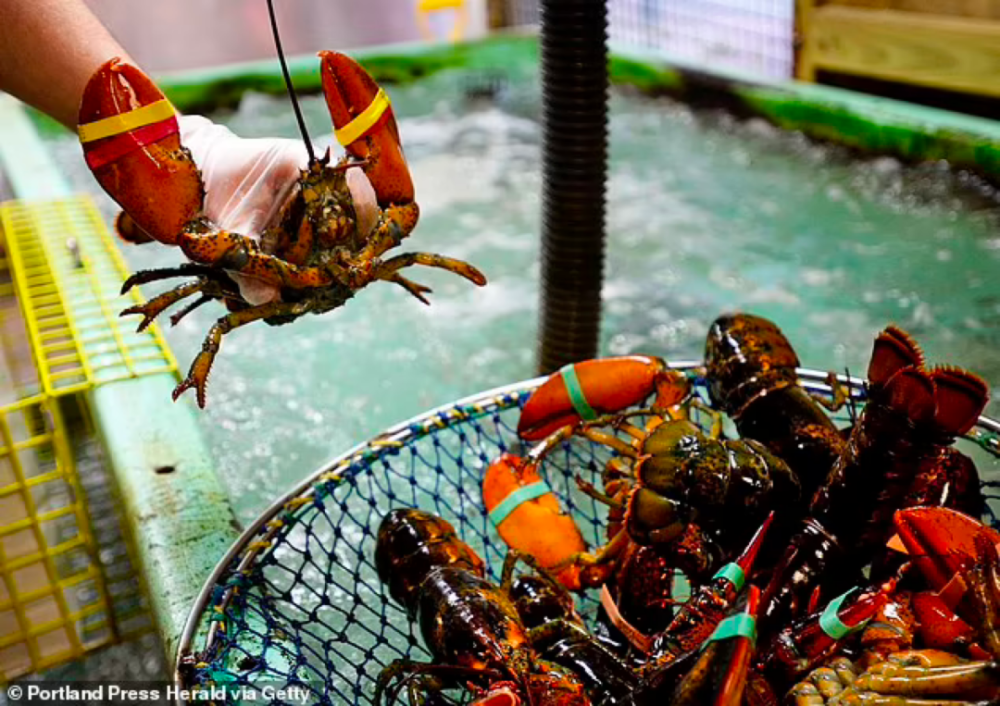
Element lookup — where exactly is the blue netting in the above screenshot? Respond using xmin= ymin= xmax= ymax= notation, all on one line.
xmin=180 ymin=375 xmax=1000 ymax=705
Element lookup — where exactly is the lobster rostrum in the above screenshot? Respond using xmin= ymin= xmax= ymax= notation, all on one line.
xmin=704 ymin=312 xmax=849 ymax=504
xmin=374 ymin=508 xmax=592 ymax=706
xmin=758 ymin=326 xmax=989 ymax=638
xmin=78 ymin=28 xmax=485 ymax=407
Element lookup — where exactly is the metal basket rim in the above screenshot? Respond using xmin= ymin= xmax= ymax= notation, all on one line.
xmin=173 ymin=362 xmax=1000 ymax=697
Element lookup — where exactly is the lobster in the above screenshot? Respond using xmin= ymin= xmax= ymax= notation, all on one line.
xmin=757 ymin=325 xmax=990 ymax=639
xmin=77 ymin=13 xmax=485 ymax=407
xmin=509 ymin=574 xmax=638 ymax=705
xmin=704 ymin=312 xmax=848 ymax=503
xmin=639 ymin=512 xmax=774 ymax=673
xmin=528 ymin=411 xmax=797 ymax=585
xmin=374 ymin=508 xmax=592 ymax=706
xmin=483 ymin=450 xmax=711 ymax=639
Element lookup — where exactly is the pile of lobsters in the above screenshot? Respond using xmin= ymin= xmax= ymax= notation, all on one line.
xmin=372 ymin=313 xmax=1000 ymax=705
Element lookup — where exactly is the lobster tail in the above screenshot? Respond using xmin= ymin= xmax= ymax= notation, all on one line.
xmin=930 ymin=366 xmax=989 ymax=437
xmin=867 ymin=325 xmax=924 ymax=387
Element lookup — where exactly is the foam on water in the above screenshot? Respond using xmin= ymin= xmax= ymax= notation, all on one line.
xmin=44 ymin=67 xmax=1000 ymax=529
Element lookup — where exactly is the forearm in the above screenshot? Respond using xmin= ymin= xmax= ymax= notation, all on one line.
xmin=0 ymin=0 xmax=135 ymax=129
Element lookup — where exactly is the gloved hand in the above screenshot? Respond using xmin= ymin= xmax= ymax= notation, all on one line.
xmin=177 ymin=114 xmax=379 ymax=305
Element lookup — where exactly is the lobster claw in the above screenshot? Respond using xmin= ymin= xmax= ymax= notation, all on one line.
xmin=482 ymin=453 xmax=592 ymax=590
xmin=762 ymin=582 xmax=891 ymax=688
xmin=911 ymin=591 xmax=990 ymax=659
xmin=319 ymin=51 xmax=414 ymax=207
xmin=518 ymin=357 xmax=690 ymax=441
xmin=664 ymin=585 xmax=761 ymax=706
xmin=78 ymin=58 xmax=203 ymax=245
xmin=892 ymin=507 xmax=1000 ymax=609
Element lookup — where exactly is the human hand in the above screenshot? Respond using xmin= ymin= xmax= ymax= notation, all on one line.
xmin=176 ymin=114 xmax=379 ymax=305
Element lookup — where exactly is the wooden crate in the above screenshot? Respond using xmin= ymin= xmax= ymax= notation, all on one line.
xmin=796 ymin=0 xmax=1000 ymax=98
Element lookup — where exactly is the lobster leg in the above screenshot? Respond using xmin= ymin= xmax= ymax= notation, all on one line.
xmin=374 ymin=252 xmax=487 ymax=288
xmin=177 ymin=230 xmax=336 ymax=290
xmin=120 ymin=263 xmax=230 ymax=294
xmin=169 ymin=295 xmax=214 ymax=327
xmin=808 ymin=371 xmax=849 ymax=412
xmin=556 ymin=527 xmax=631 ymax=571
xmin=575 ymin=476 xmax=624 ymax=508
xmin=353 ymin=204 xmax=422 ymax=261
xmin=376 ymin=659 xmax=495 ymax=706
xmin=386 ymin=274 xmax=432 ymax=305
xmin=173 ymin=299 xmax=310 ymax=408
xmin=121 ymin=280 xmax=205 ymax=332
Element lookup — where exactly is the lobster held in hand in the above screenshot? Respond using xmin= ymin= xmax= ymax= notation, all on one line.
xmin=77 ymin=50 xmax=486 ymax=407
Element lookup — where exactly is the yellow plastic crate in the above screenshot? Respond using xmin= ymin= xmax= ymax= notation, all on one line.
xmin=0 ymin=195 xmax=178 ymax=681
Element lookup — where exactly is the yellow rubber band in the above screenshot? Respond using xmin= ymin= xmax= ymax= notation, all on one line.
xmin=335 ymin=88 xmax=391 ymax=147
xmin=78 ymin=99 xmax=176 ymax=143
xmin=418 ymin=0 xmax=463 ymax=10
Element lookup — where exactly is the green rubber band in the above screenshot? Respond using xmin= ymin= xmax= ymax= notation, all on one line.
xmin=703 ymin=613 xmax=757 ymax=650
xmin=488 ymin=481 xmax=551 ymax=527
xmin=671 ymin=569 xmax=691 ymax=604
xmin=712 ymin=562 xmax=745 ymax=592
xmin=819 ymin=588 xmax=865 ymax=641
xmin=560 ymin=364 xmax=599 ymax=421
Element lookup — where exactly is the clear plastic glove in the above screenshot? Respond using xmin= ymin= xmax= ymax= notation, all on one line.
xmin=177 ymin=115 xmax=380 ymax=306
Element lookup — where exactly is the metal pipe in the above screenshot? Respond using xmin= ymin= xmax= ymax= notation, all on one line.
xmin=536 ymin=0 xmax=609 ymax=375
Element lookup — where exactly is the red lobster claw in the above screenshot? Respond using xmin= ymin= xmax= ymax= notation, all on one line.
xmin=78 ymin=58 xmax=203 ymax=245
xmin=893 ymin=507 xmax=1000 ymax=603
xmin=672 ymin=585 xmax=762 ymax=706
xmin=518 ymin=357 xmax=691 ymax=441
xmin=763 ymin=582 xmax=892 ymax=687
xmin=319 ymin=51 xmax=414 ymax=207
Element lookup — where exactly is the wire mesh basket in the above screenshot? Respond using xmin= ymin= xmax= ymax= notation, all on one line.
xmin=176 ymin=365 xmax=1000 ymax=705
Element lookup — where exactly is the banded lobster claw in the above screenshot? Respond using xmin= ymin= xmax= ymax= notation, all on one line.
xmin=320 ymin=51 xmax=418 ymax=234
xmin=78 ymin=58 xmax=203 ymax=246
xmin=761 ymin=580 xmax=893 ymax=688
xmin=638 ymin=586 xmax=762 ymax=706
xmin=518 ymin=357 xmax=693 ymax=441
xmin=482 ymin=453 xmax=608 ymax=591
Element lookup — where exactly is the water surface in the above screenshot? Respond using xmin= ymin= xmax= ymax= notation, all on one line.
xmin=47 ymin=67 xmax=1000 ymax=524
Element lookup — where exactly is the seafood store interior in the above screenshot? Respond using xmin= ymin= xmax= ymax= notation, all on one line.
xmin=2 ymin=0 xmax=1000 ymax=704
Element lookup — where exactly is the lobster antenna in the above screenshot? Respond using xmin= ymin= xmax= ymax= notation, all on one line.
xmin=845 ymin=366 xmax=858 ymax=425
xmin=266 ymin=0 xmax=316 ymax=163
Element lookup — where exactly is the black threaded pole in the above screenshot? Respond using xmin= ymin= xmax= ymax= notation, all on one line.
xmin=536 ymin=0 xmax=609 ymax=375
